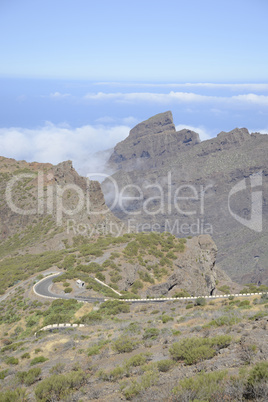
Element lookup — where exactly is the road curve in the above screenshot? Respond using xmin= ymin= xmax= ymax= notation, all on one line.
xmin=33 ymin=273 xmax=268 ymax=304
xmin=33 ymin=273 xmax=105 ymax=303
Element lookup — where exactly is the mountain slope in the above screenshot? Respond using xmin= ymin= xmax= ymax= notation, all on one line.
xmin=102 ymin=112 xmax=268 ymax=284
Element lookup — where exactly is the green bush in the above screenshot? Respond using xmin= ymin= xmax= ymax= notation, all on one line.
xmin=35 ymin=370 xmax=85 ymax=401
xmin=205 ymin=313 xmax=241 ymax=327
xmin=107 ymin=366 xmax=125 ymax=381
xmin=247 ymin=361 xmax=268 ymax=386
xmin=0 ymin=369 xmax=8 ymax=379
xmin=125 ymin=353 xmax=150 ymax=368
xmin=195 ymin=297 xmax=207 ymax=306
xmin=218 ymin=285 xmax=231 ymax=294
xmin=0 ymin=388 xmax=28 ymax=402
xmin=139 ymin=271 xmax=155 ymax=284
xmin=186 ymin=303 xmax=193 ymax=309
xmin=95 ymin=272 xmax=105 ymax=281
xmin=131 ymin=280 xmax=143 ymax=293
xmin=143 ymin=327 xmax=160 ymax=340
xmin=21 ymin=352 xmax=30 ymax=359
xmin=174 ymin=290 xmax=190 ymax=297
xmin=5 ymin=356 xmax=19 ymax=365
xmin=49 ymin=363 xmax=65 ymax=374
xmin=173 ymin=370 xmax=228 ymax=400
xmin=169 ymin=335 xmax=232 ymax=365
xmin=87 ymin=345 xmax=102 ymax=356
xmin=99 ymin=300 xmax=130 ymax=315
xmin=43 ymin=299 xmax=82 ymax=326
xmin=16 ymin=367 xmax=41 ymax=386
xmin=30 ymin=356 xmax=48 ymax=365
xmin=64 ymin=287 xmax=72 ymax=293
xmin=161 ymin=315 xmax=174 ymax=323
xmin=157 ymin=359 xmax=174 ymax=372
xmin=62 ymin=255 xmax=76 ymax=270
xmin=112 ymin=337 xmax=138 ymax=353
xmin=79 ymin=311 xmax=102 ymax=324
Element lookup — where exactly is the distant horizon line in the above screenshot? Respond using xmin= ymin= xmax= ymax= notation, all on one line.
xmin=0 ymin=76 xmax=268 ymax=87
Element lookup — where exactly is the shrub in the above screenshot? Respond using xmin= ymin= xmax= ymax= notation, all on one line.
xmin=125 ymin=353 xmax=150 ymax=368
xmin=173 ymin=370 xmax=228 ymax=400
xmin=139 ymin=271 xmax=155 ymax=284
xmin=112 ymin=337 xmax=138 ymax=353
xmin=108 ymin=366 xmax=125 ymax=381
xmin=131 ymin=280 xmax=143 ymax=293
xmin=0 ymin=369 xmax=8 ymax=379
xmin=99 ymin=300 xmax=130 ymax=315
xmin=64 ymin=287 xmax=72 ymax=293
xmin=87 ymin=345 xmax=101 ymax=356
xmin=174 ymin=290 xmax=190 ymax=297
xmin=0 ymin=388 xmax=28 ymax=401
xmin=43 ymin=299 xmax=82 ymax=326
xmin=16 ymin=367 xmax=41 ymax=386
xmin=157 ymin=359 xmax=174 ymax=372
xmin=95 ymin=272 xmax=105 ymax=281
xmin=5 ymin=356 xmax=19 ymax=365
xmin=195 ymin=297 xmax=207 ymax=306
xmin=238 ymin=300 xmax=251 ymax=308
xmin=247 ymin=361 xmax=268 ymax=386
xmin=161 ymin=315 xmax=173 ymax=324
xmin=49 ymin=363 xmax=65 ymax=374
xmin=169 ymin=335 xmax=232 ymax=365
xmin=143 ymin=327 xmax=160 ymax=340
xmin=246 ymin=362 xmax=268 ymax=399
xmin=21 ymin=352 xmax=30 ymax=359
xmin=79 ymin=311 xmax=102 ymax=324
xmin=35 ymin=370 xmax=85 ymax=401
xmin=30 ymin=356 xmax=48 ymax=365
xmin=205 ymin=312 xmax=241 ymax=327
xmin=218 ymin=285 xmax=231 ymax=294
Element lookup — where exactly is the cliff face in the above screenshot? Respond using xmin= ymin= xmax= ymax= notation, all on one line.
xmin=109 ymin=111 xmax=200 ymax=171
xmin=145 ymin=235 xmax=217 ymax=297
xmin=102 ymin=112 xmax=268 ymax=285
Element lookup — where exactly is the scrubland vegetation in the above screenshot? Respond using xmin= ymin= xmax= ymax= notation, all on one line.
xmin=0 ymin=282 xmax=267 ymax=401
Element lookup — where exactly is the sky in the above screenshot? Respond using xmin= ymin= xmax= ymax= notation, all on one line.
xmin=0 ymin=0 xmax=267 ymax=175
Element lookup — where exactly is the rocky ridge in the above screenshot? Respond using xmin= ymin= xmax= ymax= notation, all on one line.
xmin=102 ymin=112 xmax=268 ymax=285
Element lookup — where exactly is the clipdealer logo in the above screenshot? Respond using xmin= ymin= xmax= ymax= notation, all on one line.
xmin=228 ymin=171 xmax=263 ymax=232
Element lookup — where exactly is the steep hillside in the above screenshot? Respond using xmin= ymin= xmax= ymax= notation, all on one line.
xmin=102 ymin=112 xmax=268 ymax=285
xmin=0 ymin=156 xmax=120 ymax=256
xmin=0 ymin=283 xmax=267 ymax=401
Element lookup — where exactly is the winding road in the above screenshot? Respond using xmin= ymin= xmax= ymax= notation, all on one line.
xmin=33 ymin=273 xmax=105 ymax=303
xmin=33 ymin=273 xmax=268 ymax=304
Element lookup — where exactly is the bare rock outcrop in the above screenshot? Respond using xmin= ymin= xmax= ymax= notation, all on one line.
xmin=145 ymin=235 xmax=217 ymax=297
xmin=108 ymin=111 xmax=200 ymax=171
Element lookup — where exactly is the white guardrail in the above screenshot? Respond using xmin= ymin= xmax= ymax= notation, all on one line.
xmin=32 ymin=274 xmax=267 ymax=303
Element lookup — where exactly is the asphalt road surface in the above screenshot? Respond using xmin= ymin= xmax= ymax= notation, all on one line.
xmin=33 ymin=273 xmax=105 ymax=303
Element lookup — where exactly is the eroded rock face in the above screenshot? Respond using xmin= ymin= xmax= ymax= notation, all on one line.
xmin=108 ymin=111 xmax=200 ymax=171
xmin=145 ymin=235 xmax=217 ymax=297
xmin=102 ymin=112 xmax=268 ymax=285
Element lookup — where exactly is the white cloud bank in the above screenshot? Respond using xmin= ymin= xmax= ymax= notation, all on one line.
xmin=94 ymin=82 xmax=268 ymax=92
xmin=84 ymin=91 xmax=268 ymax=106
xmin=0 ymin=123 xmax=130 ymax=176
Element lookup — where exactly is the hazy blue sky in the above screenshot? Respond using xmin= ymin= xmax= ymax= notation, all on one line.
xmin=0 ymin=0 xmax=267 ymax=174
xmin=1 ymin=0 xmax=268 ymax=81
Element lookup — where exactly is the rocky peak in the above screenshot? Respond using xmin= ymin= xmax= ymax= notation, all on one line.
xmin=129 ymin=111 xmax=176 ymax=140
xmin=216 ymin=127 xmax=250 ymax=144
xmin=108 ymin=111 xmax=200 ymax=170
